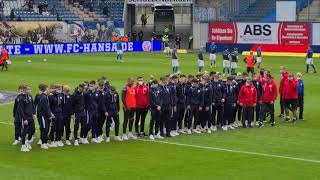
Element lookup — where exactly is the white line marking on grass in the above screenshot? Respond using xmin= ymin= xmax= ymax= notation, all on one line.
xmin=140 ymin=139 xmax=320 ymax=164
xmin=0 ymin=101 xmax=14 ymax=106
xmin=0 ymin=121 xmax=13 ymax=126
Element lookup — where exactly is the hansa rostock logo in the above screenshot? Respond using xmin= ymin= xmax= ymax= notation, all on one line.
xmin=142 ymin=41 xmax=152 ymax=52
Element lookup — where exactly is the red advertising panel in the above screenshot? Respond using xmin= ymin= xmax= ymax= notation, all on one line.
xmin=278 ymin=23 xmax=311 ymax=45
xmin=209 ymin=22 xmax=237 ymax=44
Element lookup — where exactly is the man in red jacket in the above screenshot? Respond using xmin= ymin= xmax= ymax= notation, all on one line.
xmin=238 ymin=78 xmax=257 ymax=128
xmin=1 ymin=46 xmax=9 ymax=71
xmin=283 ymin=74 xmax=299 ymax=123
xmin=258 ymin=74 xmax=278 ymax=127
xmin=279 ymin=66 xmax=289 ymax=118
xmin=134 ymin=77 xmax=149 ymax=137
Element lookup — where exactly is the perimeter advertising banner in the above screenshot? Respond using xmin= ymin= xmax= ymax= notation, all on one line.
xmin=0 ymin=41 xmax=162 ymax=55
xmin=209 ymin=22 xmax=312 ymax=45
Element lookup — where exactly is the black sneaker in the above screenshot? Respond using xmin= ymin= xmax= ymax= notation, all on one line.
xmin=292 ymin=119 xmax=297 ymax=124
xmin=258 ymin=122 xmax=264 ymax=128
xmin=270 ymin=122 xmax=275 ymax=127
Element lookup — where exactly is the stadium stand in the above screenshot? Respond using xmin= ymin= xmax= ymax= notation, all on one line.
xmin=298 ymin=0 xmax=320 ymax=22
xmin=1 ymin=0 xmax=124 ymax=22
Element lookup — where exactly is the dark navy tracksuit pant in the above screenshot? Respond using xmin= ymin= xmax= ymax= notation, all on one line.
xmin=106 ymin=112 xmax=120 ymax=137
xmin=74 ymin=113 xmax=86 ymax=140
xmin=21 ymin=118 xmax=35 ymax=144
xmin=49 ymin=114 xmax=63 ymax=142
xmin=150 ymin=108 xmax=161 ymax=135
xmin=14 ymin=116 xmax=22 ymax=140
xmin=188 ymin=106 xmax=199 ymax=129
xmin=160 ymin=107 xmax=171 ymax=136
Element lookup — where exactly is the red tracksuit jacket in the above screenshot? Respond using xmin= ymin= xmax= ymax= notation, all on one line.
xmin=238 ymin=84 xmax=257 ymax=106
xmin=279 ymin=71 xmax=289 ymax=95
xmin=134 ymin=84 xmax=149 ymax=108
xmin=283 ymin=78 xmax=298 ymax=100
xmin=261 ymin=81 xmax=278 ymax=103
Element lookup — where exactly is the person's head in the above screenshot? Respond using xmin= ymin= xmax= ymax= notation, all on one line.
xmin=137 ymin=77 xmax=144 ymax=86
xmin=50 ymin=84 xmax=57 ymax=93
xmin=260 ymin=68 xmax=265 ymax=76
xmin=202 ymin=74 xmax=209 ymax=84
xmin=288 ymin=74 xmax=294 ymax=81
xmin=110 ymin=86 xmax=116 ymax=93
xmin=18 ymin=84 xmax=24 ymax=94
xmin=39 ymin=84 xmax=48 ymax=94
xmin=22 ymin=85 xmax=28 ymax=94
xmin=246 ymin=77 xmax=252 ymax=86
xmin=242 ymin=72 xmax=249 ymax=80
xmin=89 ymin=80 xmax=96 ymax=91
xmin=296 ymin=72 xmax=302 ymax=80
xmin=171 ymin=74 xmax=179 ymax=84
xmin=191 ymin=79 xmax=199 ymax=88
xmin=252 ymin=72 xmax=257 ymax=80
xmin=213 ymin=74 xmax=219 ymax=82
xmin=63 ymin=85 xmax=70 ymax=94
xmin=279 ymin=66 xmax=286 ymax=74
xmin=78 ymin=83 xmax=85 ymax=93
xmin=149 ymin=75 xmax=155 ymax=82
xmin=83 ymin=81 xmax=89 ymax=90
xmin=151 ymin=79 xmax=159 ymax=88
xmin=227 ymin=76 xmax=233 ymax=85
xmin=127 ymin=77 xmax=134 ymax=86
xmin=187 ymin=74 xmax=194 ymax=82
xmin=56 ymin=84 xmax=62 ymax=94
xmin=25 ymin=84 xmax=32 ymax=94
xmin=209 ymin=71 xmax=216 ymax=79
xmin=265 ymin=74 xmax=272 ymax=83
xmin=179 ymin=74 xmax=187 ymax=84
xmin=160 ymin=76 xmax=168 ymax=86
xmin=250 ymin=50 xmax=253 ymax=55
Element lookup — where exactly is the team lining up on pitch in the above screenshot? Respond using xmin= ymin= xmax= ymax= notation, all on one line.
xmin=13 ymin=66 xmax=304 ymax=152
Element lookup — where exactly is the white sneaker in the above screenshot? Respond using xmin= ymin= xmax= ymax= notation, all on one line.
xmin=251 ymin=122 xmax=254 ymax=126
xmin=12 ymin=140 xmax=20 ymax=145
xmin=212 ymin=126 xmax=217 ymax=132
xmin=30 ymin=135 xmax=35 ymax=143
xmin=207 ymin=129 xmax=212 ymax=134
xmin=65 ymin=140 xmax=72 ymax=146
xmin=57 ymin=141 xmax=64 ymax=147
xmin=40 ymin=143 xmax=49 ymax=149
xmin=128 ymin=132 xmax=137 ymax=140
xmin=21 ymin=145 xmax=30 ymax=152
xmin=114 ymin=136 xmax=123 ymax=141
xmin=255 ymin=121 xmax=260 ymax=126
xmin=149 ymin=135 xmax=155 ymax=140
xmin=48 ymin=141 xmax=57 ymax=148
xmin=178 ymin=129 xmax=185 ymax=134
xmin=106 ymin=137 xmax=110 ymax=143
xmin=83 ymin=138 xmax=90 ymax=144
xmin=155 ymin=134 xmax=164 ymax=139
xmin=170 ymin=131 xmax=176 ymax=137
xmin=192 ymin=129 xmax=201 ymax=134
xmin=37 ymin=139 xmax=42 ymax=145
xmin=222 ymin=126 xmax=228 ymax=131
xmin=228 ymin=125 xmax=235 ymax=130
xmin=91 ymin=138 xmax=99 ymax=144
xmin=74 ymin=140 xmax=79 ymax=146
xmin=122 ymin=134 xmax=129 ymax=141
xmin=174 ymin=130 xmax=180 ymax=136
xmin=187 ymin=129 xmax=192 ymax=134
xmin=26 ymin=140 xmax=32 ymax=150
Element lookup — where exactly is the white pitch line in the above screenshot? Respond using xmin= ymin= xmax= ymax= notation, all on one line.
xmin=0 ymin=121 xmax=13 ymax=126
xmin=139 ymin=139 xmax=320 ymax=164
xmin=0 ymin=101 xmax=14 ymax=106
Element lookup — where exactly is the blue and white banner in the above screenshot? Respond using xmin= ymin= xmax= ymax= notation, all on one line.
xmin=0 ymin=41 xmax=162 ymax=55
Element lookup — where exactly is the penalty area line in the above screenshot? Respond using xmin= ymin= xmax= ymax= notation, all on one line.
xmin=139 ymin=139 xmax=320 ymax=164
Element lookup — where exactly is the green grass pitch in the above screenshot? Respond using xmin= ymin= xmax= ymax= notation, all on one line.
xmin=0 ymin=52 xmax=319 ymax=180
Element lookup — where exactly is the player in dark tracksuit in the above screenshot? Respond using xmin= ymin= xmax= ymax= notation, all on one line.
xmin=84 ymin=81 xmax=100 ymax=143
xmin=48 ymin=85 xmax=64 ymax=147
xmin=159 ymin=77 xmax=174 ymax=137
xmin=175 ymin=75 xmax=187 ymax=133
xmin=201 ymin=78 xmax=213 ymax=132
xmin=252 ymin=73 xmax=263 ymax=126
xmin=296 ymin=73 xmax=304 ymax=120
xmin=19 ymin=85 xmax=36 ymax=151
xmin=12 ymin=85 xmax=25 ymax=145
xmin=105 ymin=86 xmax=122 ymax=142
xmin=148 ymin=80 xmax=163 ymax=139
xmin=168 ymin=76 xmax=178 ymax=136
xmin=211 ymin=74 xmax=225 ymax=130
xmin=186 ymin=79 xmax=204 ymax=134
xmin=224 ymin=76 xmax=237 ymax=130
xmin=184 ymin=75 xmax=194 ymax=128
xmin=61 ymin=85 xmax=73 ymax=145
xmin=72 ymin=84 xmax=87 ymax=146
xmin=37 ymin=84 xmax=52 ymax=149
xmin=96 ymin=81 xmax=108 ymax=142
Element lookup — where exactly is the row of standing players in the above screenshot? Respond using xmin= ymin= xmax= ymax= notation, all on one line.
xmin=13 ymin=69 xmax=304 ymax=152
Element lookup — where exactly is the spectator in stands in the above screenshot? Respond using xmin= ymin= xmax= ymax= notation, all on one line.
xmin=138 ymin=30 xmax=144 ymax=41
xmin=175 ymin=34 xmax=182 ymax=49
xmin=38 ymin=3 xmax=44 ymax=15
xmin=79 ymin=0 xmax=84 ymax=6
xmin=56 ymin=12 xmax=61 ymax=21
xmin=102 ymin=3 xmax=108 ymax=16
xmin=0 ymin=12 xmax=3 ymax=21
xmin=43 ymin=0 xmax=48 ymax=11
xmin=50 ymin=5 xmax=57 ymax=15
xmin=141 ymin=13 xmax=149 ymax=27
xmin=89 ymin=1 xmax=94 ymax=12
xmin=131 ymin=31 xmax=137 ymax=41
xmin=188 ymin=35 xmax=193 ymax=49
xmin=0 ymin=0 xmax=4 ymax=8
xmin=10 ymin=9 xmax=15 ymax=20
